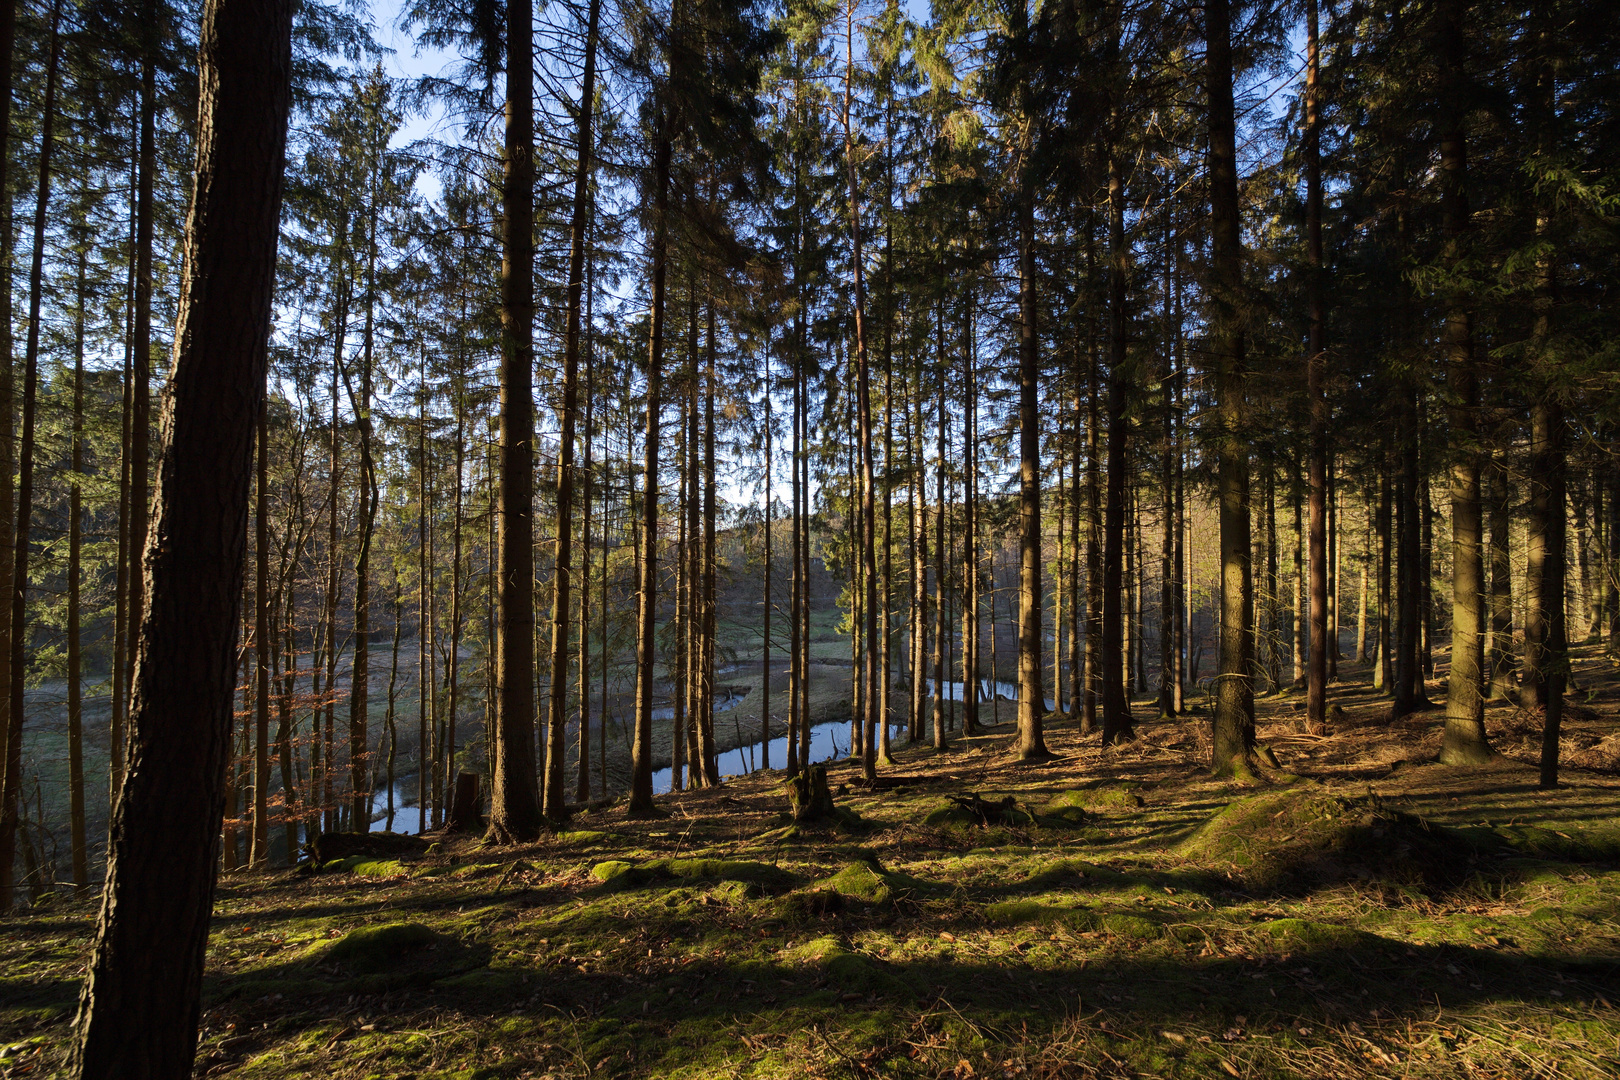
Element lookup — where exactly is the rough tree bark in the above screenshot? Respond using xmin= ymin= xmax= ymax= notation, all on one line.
xmin=629 ymin=0 xmax=682 ymax=812
xmin=1 ymin=0 xmax=62 ymax=906
xmin=546 ymin=0 xmax=601 ymax=818
xmin=1436 ymin=0 xmax=1492 ymax=764
xmin=1014 ymin=140 xmax=1050 ymax=761
xmin=1206 ymin=0 xmax=1258 ymax=778
xmin=1304 ymin=0 xmax=1331 ymax=736
xmin=488 ymin=0 xmax=545 ymax=840
xmin=70 ymin=0 xmax=294 ymax=1070
xmin=1100 ymin=149 xmax=1134 ymax=746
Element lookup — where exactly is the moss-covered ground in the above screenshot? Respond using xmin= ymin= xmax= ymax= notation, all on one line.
xmin=4 ymin=652 xmax=1620 ymax=1079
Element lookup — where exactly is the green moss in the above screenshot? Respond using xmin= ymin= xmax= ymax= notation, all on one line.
xmin=350 ymin=859 xmax=407 ymax=878
xmin=827 ymin=862 xmax=892 ymax=904
xmin=923 ymin=805 xmax=981 ymax=827
xmin=1178 ymin=789 xmax=1482 ymax=888
xmin=590 ymin=857 xmax=796 ymax=893
xmin=1018 ymin=857 xmax=1108 ymax=892
xmin=1494 ymin=824 xmax=1620 ymax=861
xmin=320 ymin=923 xmax=439 ymax=973
xmin=435 ymin=968 xmax=526 ymax=1002
xmin=1252 ymin=918 xmax=1367 ymax=951
xmin=1099 ymin=913 xmax=1161 ymax=940
xmin=984 ymin=900 xmax=1091 ymax=927
xmin=1038 ymin=791 xmax=1093 ymax=827
xmin=590 ymin=860 xmax=637 ymax=884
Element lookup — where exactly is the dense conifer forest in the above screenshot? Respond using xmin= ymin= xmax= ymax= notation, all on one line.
xmin=0 ymin=0 xmax=1618 ymax=1076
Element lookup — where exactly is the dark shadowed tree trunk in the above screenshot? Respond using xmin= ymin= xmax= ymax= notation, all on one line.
xmin=489 ymin=0 xmax=546 ymax=840
xmin=253 ymin=399 xmax=271 ymax=864
xmin=1100 ymin=150 xmax=1133 ymax=746
xmin=1485 ymin=456 xmax=1515 ymax=698
xmin=547 ymin=0 xmax=600 ymax=818
xmin=69 ymin=0 xmax=294 ymax=1070
xmin=68 ymin=240 xmax=87 ymax=888
xmin=0 ymin=0 xmax=17 ymax=908
xmin=1206 ymin=0 xmax=1257 ymax=777
xmin=629 ymin=0 xmax=682 ymax=812
xmin=1 ymin=0 xmax=62 ymax=906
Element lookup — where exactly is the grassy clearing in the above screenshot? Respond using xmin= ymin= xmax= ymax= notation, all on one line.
xmin=4 ymin=652 xmax=1620 ymax=1079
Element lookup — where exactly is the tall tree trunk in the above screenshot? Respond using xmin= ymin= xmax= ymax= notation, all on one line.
xmin=1304 ymin=0 xmax=1330 ymax=734
xmin=1171 ymin=277 xmax=1187 ymax=714
xmin=932 ymin=333 xmax=948 ymax=752
xmin=629 ymin=4 xmax=681 ymax=811
xmin=70 ymin=0 xmax=294 ymax=1066
xmin=386 ymin=587 xmax=402 ymax=830
xmin=1600 ymin=450 xmax=1613 ymax=660
xmin=489 ymin=0 xmax=545 ymax=838
xmin=788 ymin=318 xmax=802 ymax=772
xmin=880 ymin=139 xmax=897 ymax=763
xmin=762 ymin=351 xmax=773 ymax=770
xmin=1527 ymin=396 xmax=1565 ymax=786
xmin=797 ymin=348 xmax=810 ymax=768
xmin=1100 ymin=150 xmax=1133 ymax=746
xmin=1485 ymin=456 xmax=1515 ymax=698
xmin=844 ymin=2 xmax=879 ymax=780
xmin=1355 ymin=498 xmax=1370 ymax=663
xmin=546 ymin=0 xmax=600 ymax=817
xmin=1157 ymin=204 xmax=1175 ymax=718
xmin=322 ymin=233 xmax=347 ymax=836
xmin=961 ymin=285 xmax=980 ymax=736
xmin=700 ymin=298 xmax=719 ymax=784
xmin=1437 ymin=0 xmax=1490 ymax=763
xmin=253 ymin=393 xmax=271 ymax=863
xmin=445 ymin=398 xmax=465 ymax=816
xmin=577 ymin=239 xmax=597 ymax=803
xmin=1206 ymin=0 xmax=1257 ymax=777
xmin=1264 ymin=471 xmax=1281 ymax=692
xmin=347 ymin=167 xmax=383 ymax=828
xmin=1014 ymin=145 xmax=1049 ymax=760
xmin=120 ymin=0 xmax=160 ymax=778
xmin=1082 ymin=222 xmax=1101 ymax=736
xmin=1375 ymin=444 xmax=1392 ymax=693
xmin=68 ymin=240 xmax=87 ymax=888
xmin=1394 ymin=393 xmax=1429 ymax=715
xmin=0 ymin=0 xmax=17 ymax=898
xmin=1 ymin=1 xmax=61 ymax=906
xmin=1297 ymin=477 xmax=1310 ymax=676
xmin=110 ymin=186 xmax=132 ymax=796
xmin=909 ymin=371 xmax=925 ymax=744
xmin=416 ymin=387 xmax=430 ymax=831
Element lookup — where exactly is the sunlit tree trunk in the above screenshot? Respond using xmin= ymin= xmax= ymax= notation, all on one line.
xmin=1304 ymin=0 xmax=1330 ymax=734
xmin=1437 ymin=0 xmax=1490 ymax=763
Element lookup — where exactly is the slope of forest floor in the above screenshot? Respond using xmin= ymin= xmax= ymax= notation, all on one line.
xmin=4 ymin=647 xmax=1620 ymax=1079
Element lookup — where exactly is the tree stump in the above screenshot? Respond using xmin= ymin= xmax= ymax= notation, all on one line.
xmin=784 ymin=765 xmax=836 ymax=822
xmin=446 ymin=772 xmax=484 ymax=833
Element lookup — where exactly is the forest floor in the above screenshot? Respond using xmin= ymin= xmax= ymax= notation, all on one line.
xmin=4 ymin=645 xmax=1620 ymax=1079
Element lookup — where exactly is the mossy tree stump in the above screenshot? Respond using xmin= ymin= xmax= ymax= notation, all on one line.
xmin=784 ymin=765 xmax=836 ymax=822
